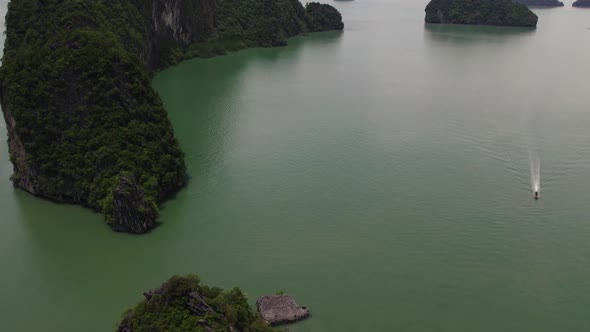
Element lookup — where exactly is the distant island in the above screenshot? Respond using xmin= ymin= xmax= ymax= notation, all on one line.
xmin=425 ymin=0 xmax=538 ymax=27
xmin=573 ymin=0 xmax=590 ymax=7
xmin=0 ymin=0 xmax=343 ymax=234
xmin=514 ymin=0 xmax=564 ymax=6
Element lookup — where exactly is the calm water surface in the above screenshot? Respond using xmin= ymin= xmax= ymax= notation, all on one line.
xmin=1 ymin=1 xmax=590 ymax=331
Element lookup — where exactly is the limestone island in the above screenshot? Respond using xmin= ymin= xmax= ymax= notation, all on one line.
xmin=425 ymin=0 xmax=538 ymax=27
xmin=514 ymin=0 xmax=564 ymax=6
xmin=117 ymin=275 xmax=312 ymax=331
xmin=117 ymin=275 xmax=275 ymax=331
xmin=0 ymin=0 xmax=343 ymax=234
xmin=573 ymin=0 xmax=590 ymax=7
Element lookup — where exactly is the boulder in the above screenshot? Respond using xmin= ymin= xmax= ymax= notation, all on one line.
xmin=256 ymin=295 xmax=310 ymax=325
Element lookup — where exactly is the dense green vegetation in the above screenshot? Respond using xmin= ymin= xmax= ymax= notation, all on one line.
xmin=1 ymin=0 xmax=187 ymax=232
xmin=305 ymin=2 xmax=345 ymax=32
xmin=117 ymin=275 xmax=274 ymax=332
xmin=425 ymin=0 xmax=538 ymax=27
xmin=165 ymin=1 xmax=345 ymax=67
xmin=0 ymin=0 xmax=343 ymax=233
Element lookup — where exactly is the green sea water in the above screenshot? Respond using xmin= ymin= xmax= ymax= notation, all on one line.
xmin=1 ymin=1 xmax=590 ymax=331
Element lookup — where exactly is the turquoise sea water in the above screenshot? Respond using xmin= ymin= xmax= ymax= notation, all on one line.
xmin=1 ymin=1 xmax=590 ymax=331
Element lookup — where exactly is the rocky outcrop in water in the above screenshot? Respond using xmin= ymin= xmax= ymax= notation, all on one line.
xmin=514 ymin=0 xmax=564 ymax=6
xmin=573 ymin=0 xmax=590 ymax=7
xmin=0 ymin=0 xmax=343 ymax=234
xmin=256 ymin=295 xmax=310 ymax=325
xmin=117 ymin=275 xmax=273 ymax=331
xmin=425 ymin=0 xmax=538 ymax=27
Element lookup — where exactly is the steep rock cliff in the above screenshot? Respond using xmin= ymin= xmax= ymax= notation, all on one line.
xmin=1 ymin=89 xmax=39 ymax=194
xmin=0 ymin=0 xmax=344 ymax=233
xmin=133 ymin=0 xmax=219 ymax=69
xmin=109 ymin=174 xmax=158 ymax=234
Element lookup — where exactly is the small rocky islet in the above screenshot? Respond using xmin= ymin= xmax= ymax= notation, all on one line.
xmin=117 ymin=275 xmax=309 ymax=331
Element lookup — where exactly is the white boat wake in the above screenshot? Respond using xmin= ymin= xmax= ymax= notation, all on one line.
xmin=529 ymin=149 xmax=540 ymax=195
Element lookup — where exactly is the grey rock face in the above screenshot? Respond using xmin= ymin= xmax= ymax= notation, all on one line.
xmin=256 ymin=295 xmax=310 ymax=325
xmin=1 ymin=91 xmax=38 ymax=195
xmin=134 ymin=0 xmax=219 ymax=70
xmin=111 ymin=175 xmax=158 ymax=234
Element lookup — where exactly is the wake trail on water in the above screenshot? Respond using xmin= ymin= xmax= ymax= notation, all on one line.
xmin=521 ymin=101 xmax=541 ymax=194
xmin=529 ymin=149 xmax=540 ymax=193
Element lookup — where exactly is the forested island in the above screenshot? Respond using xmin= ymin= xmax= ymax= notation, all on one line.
xmin=117 ymin=275 xmax=274 ymax=332
xmin=425 ymin=0 xmax=538 ymax=27
xmin=573 ymin=0 xmax=590 ymax=7
xmin=514 ymin=0 xmax=564 ymax=6
xmin=0 ymin=0 xmax=343 ymax=234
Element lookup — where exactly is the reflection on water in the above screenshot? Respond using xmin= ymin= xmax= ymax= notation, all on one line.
xmin=153 ymin=31 xmax=343 ymax=184
xmin=424 ymin=23 xmax=536 ymax=44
